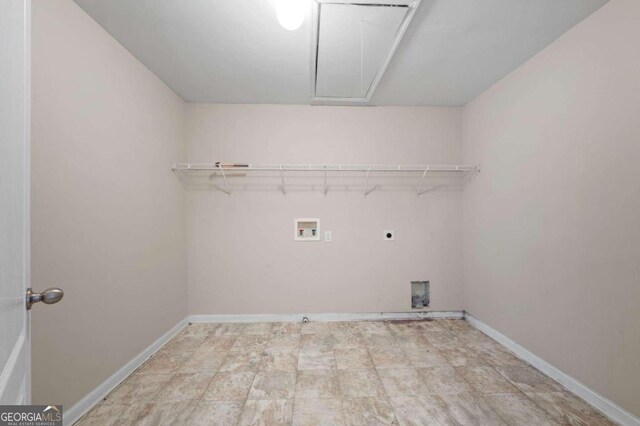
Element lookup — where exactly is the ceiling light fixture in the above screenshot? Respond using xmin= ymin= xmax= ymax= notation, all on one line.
xmin=275 ymin=0 xmax=306 ymax=31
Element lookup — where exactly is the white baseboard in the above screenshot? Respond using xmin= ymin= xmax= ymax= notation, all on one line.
xmin=65 ymin=318 xmax=188 ymax=426
xmin=465 ymin=313 xmax=640 ymax=426
xmin=188 ymin=310 xmax=464 ymax=323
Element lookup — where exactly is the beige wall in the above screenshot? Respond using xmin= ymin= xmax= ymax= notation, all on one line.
xmin=462 ymin=0 xmax=640 ymax=417
xmin=31 ymin=0 xmax=187 ymax=408
xmin=186 ymin=104 xmax=464 ymax=314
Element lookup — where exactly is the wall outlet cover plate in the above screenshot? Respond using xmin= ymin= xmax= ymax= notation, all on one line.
xmin=384 ymin=230 xmax=394 ymax=241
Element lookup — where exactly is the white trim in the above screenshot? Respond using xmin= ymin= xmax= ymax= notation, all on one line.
xmin=465 ymin=313 xmax=640 ymax=426
xmin=24 ymin=0 xmax=32 ymax=405
xmin=189 ymin=310 xmax=463 ymax=323
xmin=0 ymin=332 xmax=28 ymax=405
xmin=0 ymin=0 xmax=32 ymax=406
xmin=64 ymin=318 xmax=188 ymax=426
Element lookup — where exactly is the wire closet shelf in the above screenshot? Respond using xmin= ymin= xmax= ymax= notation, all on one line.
xmin=172 ymin=162 xmax=480 ymax=196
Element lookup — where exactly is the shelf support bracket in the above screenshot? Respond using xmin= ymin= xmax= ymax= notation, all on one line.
xmin=416 ymin=166 xmax=429 ymax=197
xmin=418 ymin=184 xmax=443 ymax=196
xmin=323 ymin=166 xmax=328 ymax=195
xmin=219 ymin=166 xmax=232 ymax=195
xmin=364 ymin=167 xmax=371 ymax=198
xmin=280 ymin=166 xmax=286 ymax=195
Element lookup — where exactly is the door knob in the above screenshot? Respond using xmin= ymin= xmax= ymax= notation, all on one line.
xmin=26 ymin=287 xmax=64 ymax=310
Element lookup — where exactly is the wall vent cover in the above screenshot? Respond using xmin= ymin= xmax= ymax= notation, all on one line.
xmin=310 ymin=0 xmax=421 ymax=105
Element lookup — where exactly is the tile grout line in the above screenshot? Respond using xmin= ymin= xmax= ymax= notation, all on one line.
xmin=327 ymin=329 xmax=340 ymax=386
xmin=450 ymin=321 xmax=567 ymax=425
xmin=376 ymin=325 xmax=405 ymax=425
xmin=334 ymin=339 xmax=348 ymax=423
xmin=393 ymin=320 xmax=515 ymax=425
xmin=443 ymin=323 xmax=526 ymax=425
xmin=184 ymin=325 xmax=251 ymax=423
xmin=289 ymin=327 xmax=300 ymax=424
xmin=489 ymin=362 xmax=558 ymax=422
xmin=453 ymin=323 xmax=524 ymax=425
xmin=192 ymin=325 xmax=217 ymax=420
xmin=409 ymin=321 xmax=473 ymax=424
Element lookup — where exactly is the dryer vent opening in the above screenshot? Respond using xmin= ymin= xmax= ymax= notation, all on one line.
xmin=411 ymin=281 xmax=430 ymax=309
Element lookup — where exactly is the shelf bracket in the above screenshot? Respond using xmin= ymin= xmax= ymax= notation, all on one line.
xmin=280 ymin=166 xmax=287 ymax=195
xmin=323 ymin=166 xmax=328 ymax=195
xmin=364 ymin=167 xmax=371 ymax=198
xmin=416 ymin=166 xmax=429 ymax=197
xmin=219 ymin=166 xmax=232 ymax=195
xmin=417 ymin=184 xmax=442 ymax=196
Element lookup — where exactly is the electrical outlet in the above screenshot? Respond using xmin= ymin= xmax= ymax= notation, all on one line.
xmin=325 ymin=231 xmax=332 ymax=242
xmin=384 ymin=230 xmax=395 ymax=241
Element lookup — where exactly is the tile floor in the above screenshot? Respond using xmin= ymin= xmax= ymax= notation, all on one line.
xmin=77 ymin=320 xmax=615 ymax=425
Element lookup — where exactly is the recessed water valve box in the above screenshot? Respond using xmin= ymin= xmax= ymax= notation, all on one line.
xmin=294 ymin=218 xmax=321 ymax=241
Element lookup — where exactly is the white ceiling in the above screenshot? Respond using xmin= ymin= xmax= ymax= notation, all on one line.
xmin=74 ymin=0 xmax=608 ymax=106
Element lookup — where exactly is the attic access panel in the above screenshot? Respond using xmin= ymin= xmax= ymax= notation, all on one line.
xmin=311 ymin=0 xmax=420 ymax=104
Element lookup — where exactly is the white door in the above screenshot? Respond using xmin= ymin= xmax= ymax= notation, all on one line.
xmin=0 ymin=0 xmax=31 ymax=405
